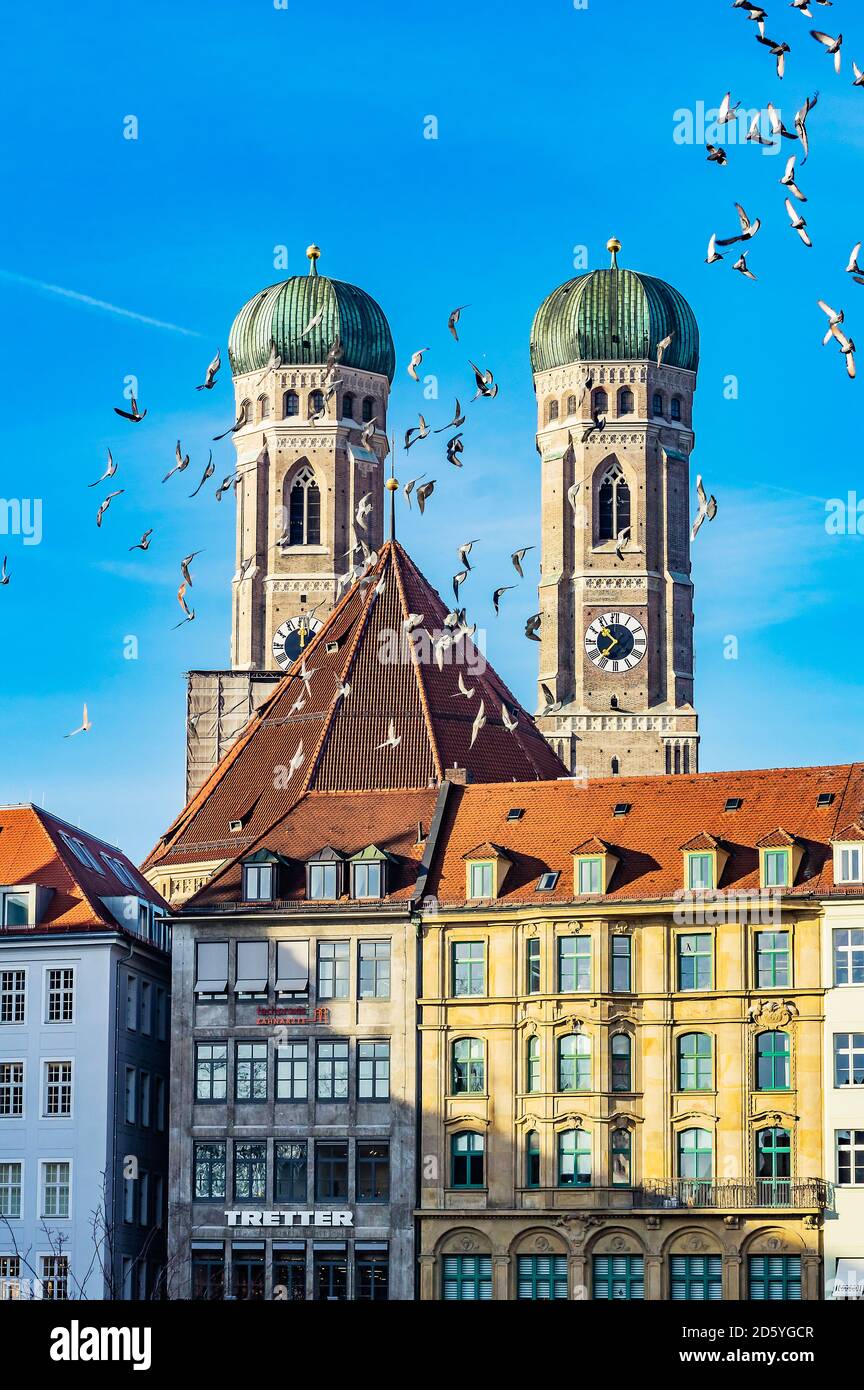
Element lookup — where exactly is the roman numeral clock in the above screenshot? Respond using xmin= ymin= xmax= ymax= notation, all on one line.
xmin=584 ymin=612 xmax=647 ymax=674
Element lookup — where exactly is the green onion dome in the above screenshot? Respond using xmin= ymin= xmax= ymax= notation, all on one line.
xmin=228 ymin=245 xmax=395 ymax=383
xmin=530 ymin=239 xmax=699 ymax=374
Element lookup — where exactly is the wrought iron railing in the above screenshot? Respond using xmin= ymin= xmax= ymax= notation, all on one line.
xmin=636 ymin=1178 xmax=831 ymax=1211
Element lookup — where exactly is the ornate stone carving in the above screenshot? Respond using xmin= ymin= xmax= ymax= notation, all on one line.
xmin=746 ymin=999 xmax=799 ymax=1029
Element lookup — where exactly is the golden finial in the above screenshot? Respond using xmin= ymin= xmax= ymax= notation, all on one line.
xmin=306 ymin=243 xmax=321 ymax=275
xmin=607 ymin=237 xmax=621 ymax=269
xmin=384 ymin=475 xmax=399 ymax=492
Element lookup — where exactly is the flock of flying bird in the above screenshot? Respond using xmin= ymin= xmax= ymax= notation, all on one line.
xmin=705 ymin=0 xmax=863 ymax=378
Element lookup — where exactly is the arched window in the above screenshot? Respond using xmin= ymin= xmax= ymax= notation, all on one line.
xmin=671 ymin=396 xmax=682 ymax=422
xmin=557 ymin=1128 xmax=591 ymax=1187
xmin=755 ymin=1127 xmax=791 ymax=1202
xmin=558 ymin=1033 xmax=591 ymax=1092
xmin=652 ymin=392 xmax=664 ymax=417
xmin=239 ymin=399 xmax=252 ymax=424
xmin=361 ymin=396 xmax=375 ymax=423
xmin=611 ymin=1127 xmax=632 ymax=1186
xmin=756 ymin=1031 xmax=790 ymax=1091
xmin=677 ymin=1127 xmax=713 ymax=1182
xmin=452 ymin=1038 xmax=485 ymax=1094
xmin=618 ymin=388 xmax=634 ymax=416
xmin=525 ymin=1130 xmax=540 ymax=1188
xmin=611 ymin=757 xmax=620 ymax=776
xmin=451 ymin=1131 xmax=484 ymax=1188
xmin=592 ymin=388 xmax=608 ymax=416
xmin=343 ymin=392 xmax=355 ymax=421
xmin=598 ymin=461 xmax=631 ymax=541
xmin=283 ymin=390 xmax=299 ymax=418
xmin=287 ymin=466 xmax=321 ymax=546
xmin=547 ymin=399 xmax=559 ymax=423
xmin=566 ymin=394 xmax=578 ymax=417
xmin=526 ymin=1035 xmax=540 ymax=1093
xmin=308 ymin=389 xmax=324 ymax=417
xmin=677 ymin=1033 xmax=712 ymax=1091
xmin=611 ymin=1033 xmax=632 ymax=1092
xmin=258 ymin=395 xmax=270 ymax=421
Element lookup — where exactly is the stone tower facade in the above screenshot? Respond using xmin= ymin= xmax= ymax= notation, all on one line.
xmin=184 ymin=247 xmax=395 ymax=798
xmin=531 ymin=240 xmax=700 ymax=779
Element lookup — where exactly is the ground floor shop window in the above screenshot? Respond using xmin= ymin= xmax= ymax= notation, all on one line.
xmin=517 ymin=1255 xmax=568 ymax=1299
xmin=593 ymin=1255 xmax=644 ymax=1300
xmin=191 ymin=1248 xmax=224 ymax=1300
xmin=356 ymin=1245 xmax=389 ymax=1300
xmin=232 ymin=1246 xmax=265 ymax=1300
xmin=314 ymin=1247 xmax=348 ymax=1301
xmin=273 ymin=1247 xmax=306 ymax=1301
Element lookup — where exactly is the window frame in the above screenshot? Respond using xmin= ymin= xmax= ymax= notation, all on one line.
xmin=450 ymin=1131 xmax=485 ymax=1189
xmin=39 ymin=1159 xmax=71 ymax=1220
xmin=451 ymin=941 xmax=485 ymax=998
xmin=43 ymin=966 xmax=75 ymax=1024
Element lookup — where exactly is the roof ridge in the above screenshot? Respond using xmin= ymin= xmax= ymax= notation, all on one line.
xmin=390 ymin=542 xmax=445 ymax=783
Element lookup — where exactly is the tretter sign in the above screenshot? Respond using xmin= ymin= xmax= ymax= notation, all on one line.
xmin=225 ymin=1209 xmax=354 ymax=1228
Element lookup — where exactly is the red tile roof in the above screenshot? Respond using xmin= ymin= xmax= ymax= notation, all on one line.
xmin=755 ymin=828 xmax=798 ymax=849
xmin=144 ymin=541 xmax=565 ymax=871
xmin=0 ymin=805 xmax=168 ymax=932
xmin=425 ymin=763 xmax=864 ymax=906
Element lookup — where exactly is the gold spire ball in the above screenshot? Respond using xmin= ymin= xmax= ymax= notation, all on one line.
xmin=306 ymin=243 xmax=321 ymax=275
xmin=607 ymin=236 xmax=621 ymax=269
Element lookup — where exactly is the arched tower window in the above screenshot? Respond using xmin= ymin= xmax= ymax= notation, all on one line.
xmin=283 ymin=390 xmax=299 ymax=418
xmin=239 ymin=399 xmax=252 ymax=424
xmin=343 ymin=392 xmax=355 ymax=421
xmin=671 ymin=396 xmax=682 ymax=421
xmin=566 ymin=394 xmax=578 ymax=417
xmin=258 ymin=395 xmax=270 ymax=421
xmin=652 ymin=392 xmax=664 ymax=417
xmin=361 ymin=396 xmax=375 ymax=423
xmin=597 ymin=461 xmax=631 ymax=542
xmin=618 ymin=387 xmax=634 ymax=416
xmin=547 ymin=399 xmax=559 ymax=423
xmin=308 ymin=389 xmax=324 ymax=417
xmin=592 ymin=388 xmax=608 ymax=416
xmin=287 ymin=466 xmax=321 ymax=547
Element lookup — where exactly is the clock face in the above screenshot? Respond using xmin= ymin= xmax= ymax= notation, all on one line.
xmin=584 ymin=611 xmax=647 ymax=673
xmin=272 ymin=614 xmax=323 ymax=670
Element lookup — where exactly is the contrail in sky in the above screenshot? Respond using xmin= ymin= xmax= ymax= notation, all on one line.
xmin=0 ymin=269 xmax=202 ymax=336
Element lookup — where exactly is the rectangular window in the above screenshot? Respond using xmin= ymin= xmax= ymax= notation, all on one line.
xmin=677 ymin=934 xmax=712 ymax=991
xmin=763 ymin=850 xmax=790 ymax=888
xmin=194 ymin=941 xmax=229 ymax=999
xmin=272 ymin=1248 xmax=305 ymax=1302
xmin=593 ymin=1255 xmax=645 ymax=1300
xmin=195 ymin=1043 xmax=227 ymax=1102
xmin=276 ymin=1042 xmax=308 ymax=1102
xmin=41 ymin=1255 xmax=69 ymax=1301
xmin=139 ymin=1170 xmax=149 ymax=1226
xmin=670 ymin=1255 xmax=723 ymax=1300
xmin=316 ymin=1041 xmax=349 ymax=1101
xmin=358 ymin=941 xmax=390 ymax=999
xmin=235 ymin=941 xmax=269 ymax=998
xmin=357 ymin=1142 xmax=389 ymax=1203
xmin=0 ymin=970 xmax=25 ymax=1024
xmin=275 ymin=940 xmax=309 ymax=996
xmin=442 ymin=1255 xmax=492 ymax=1301
xmin=309 ymin=863 xmax=338 ymax=901
xmin=357 ymin=1041 xmax=390 ymax=1101
xmin=156 ymin=987 xmax=168 ymax=1041
xmin=356 ymin=1247 xmax=389 ymax=1301
xmin=140 ymin=979 xmax=152 ymax=1034
xmin=124 ymin=1067 xmax=136 ymax=1125
xmin=193 ymin=1142 xmax=226 ymax=1200
xmin=41 ymin=1162 xmax=70 ymax=1219
xmin=526 ymin=938 xmax=541 ymax=994
xmin=233 ymin=1246 xmax=265 ymax=1300
xmin=748 ymin=1255 xmax=801 ymax=1300
xmin=233 ymin=1142 xmax=266 ymax=1201
xmin=611 ymin=935 xmax=631 ymax=992
xmin=755 ymin=931 xmax=789 ymax=988
xmin=44 ymin=1062 xmax=72 ymax=1117
xmin=352 ymin=861 xmax=382 ymax=899
xmin=315 ymin=1142 xmax=348 ymax=1200
xmin=558 ymin=936 xmax=591 ymax=992
xmin=0 ymin=1161 xmax=22 ymax=1218
xmin=123 ymin=1176 xmax=135 ymax=1223
xmin=0 ymin=892 xmax=29 ymax=927
xmin=243 ymin=863 xmax=273 ymax=902
xmin=0 ymin=1254 xmax=22 ymax=1297
xmin=155 ymin=1077 xmax=166 ymax=1132
xmin=577 ymin=858 xmax=602 ymax=894
xmin=469 ymin=862 xmax=494 ymax=899
xmin=837 ymin=1130 xmax=864 ymax=1186
xmin=235 ymin=1043 xmax=268 ymax=1101
xmin=45 ymin=968 xmax=74 ymax=1023
xmin=0 ymin=1062 xmax=24 ymax=1117
xmin=834 ymin=1033 xmax=864 ymax=1087
xmin=452 ymin=941 xmax=485 ymax=997
xmin=687 ymin=854 xmax=714 ymax=891
xmin=125 ymin=975 xmax=137 ymax=1031
xmin=837 ymin=846 xmax=863 ymax=884
xmin=192 ymin=1249 xmax=224 ymax=1301
xmin=517 ymin=1255 xmax=568 ymax=1300
xmin=316 ymin=941 xmax=349 ymax=1000
xmin=139 ymin=1072 xmax=151 ymax=1127
xmin=834 ymin=929 xmax=864 ymax=986
xmin=274 ymin=1142 xmax=307 ymax=1203
xmin=314 ymin=1249 xmax=348 ymax=1302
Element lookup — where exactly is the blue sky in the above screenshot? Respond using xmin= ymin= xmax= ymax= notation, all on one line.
xmin=1 ymin=0 xmax=863 ymax=861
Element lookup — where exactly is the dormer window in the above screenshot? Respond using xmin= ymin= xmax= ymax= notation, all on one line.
xmin=243 ymin=863 xmax=273 ymax=901
xmin=572 ymin=838 xmax=619 ymax=896
xmin=0 ymin=891 xmax=29 ymax=927
xmin=578 ymin=858 xmax=603 ymax=894
xmin=463 ymin=844 xmax=511 ymax=900
xmin=307 ymin=848 xmax=345 ymax=901
xmin=756 ymin=830 xmax=803 ymax=890
xmin=763 ymin=850 xmax=790 ymax=888
xmin=349 ymin=846 xmax=393 ymax=900
xmin=687 ymin=854 xmax=714 ymax=891
xmin=680 ymin=833 xmax=728 ymax=893
xmin=469 ymin=862 xmax=494 ymax=898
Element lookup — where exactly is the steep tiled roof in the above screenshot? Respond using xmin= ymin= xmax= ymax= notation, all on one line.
xmin=184 ymin=788 xmax=440 ymax=910
xmin=755 ymin=828 xmax=799 ymax=849
xmin=425 ymin=763 xmax=864 ymax=906
xmin=144 ymin=541 xmax=565 ymax=871
xmin=0 ymin=805 xmax=167 ymax=932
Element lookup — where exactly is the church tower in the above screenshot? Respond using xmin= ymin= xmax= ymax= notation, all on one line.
xmin=530 ymin=239 xmax=700 ymax=779
xmin=184 ymin=247 xmax=394 ymax=799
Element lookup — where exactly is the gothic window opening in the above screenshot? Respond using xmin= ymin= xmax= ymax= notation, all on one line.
xmin=618 ymin=388 xmax=634 ymax=415
xmin=362 ymin=396 xmax=375 ymax=423
xmin=308 ymin=389 xmax=324 ymax=417
xmin=283 ymin=390 xmax=299 ymax=418
xmin=652 ymin=392 xmax=664 ymax=417
xmin=566 ymin=394 xmax=578 ymax=416
xmin=597 ymin=462 xmax=631 ymax=542
xmin=343 ymin=392 xmax=355 ymax=420
xmin=592 ymin=388 xmax=608 ymax=416
xmin=671 ymin=396 xmax=682 ymax=421
xmin=258 ymin=395 xmax=270 ymax=421
xmin=288 ymin=466 xmax=321 ymax=546
xmin=547 ymin=399 xmax=559 ymax=423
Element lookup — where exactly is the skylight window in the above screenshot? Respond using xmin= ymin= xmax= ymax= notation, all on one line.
xmin=724 ymin=797 xmax=743 ymax=812
xmin=60 ymin=833 xmax=103 ymax=873
xmin=101 ymin=853 xmax=140 ymax=892
xmin=507 ymin=808 xmax=525 ymax=822
xmin=817 ymin=793 xmax=835 ymax=807
xmin=613 ymin=803 xmax=631 ymax=817
xmin=536 ymin=871 xmax=560 ymax=892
